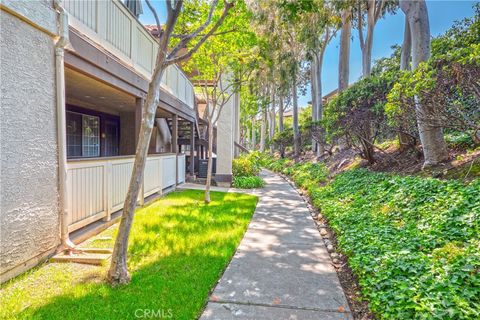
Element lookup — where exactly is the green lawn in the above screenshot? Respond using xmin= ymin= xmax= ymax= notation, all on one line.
xmin=0 ymin=190 xmax=257 ymax=320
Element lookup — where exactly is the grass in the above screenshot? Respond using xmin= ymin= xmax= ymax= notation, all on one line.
xmin=0 ymin=190 xmax=258 ymax=320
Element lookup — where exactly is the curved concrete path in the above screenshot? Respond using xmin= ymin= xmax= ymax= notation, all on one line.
xmin=200 ymin=170 xmax=352 ymax=320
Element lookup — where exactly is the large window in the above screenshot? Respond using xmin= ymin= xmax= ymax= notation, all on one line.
xmin=67 ymin=111 xmax=100 ymax=158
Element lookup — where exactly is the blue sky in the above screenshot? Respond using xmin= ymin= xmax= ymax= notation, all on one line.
xmin=138 ymin=0 xmax=477 ymax=107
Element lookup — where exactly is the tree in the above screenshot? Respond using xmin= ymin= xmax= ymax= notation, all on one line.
xmin=182 ymin=0 xmax=256 ymax=202
xmin=107 ymin=0 xmax=233 ymax=286
xmin=249 ymin=0 xmax=306 ymax=157
xmin=399 ymin=0 xmax=448 ymax=167
xmin=300 ymin=2 xmax=338 ymax=156
xmin=355 ymin=0 xmax=395 ymax=77
xmin=338 ymin=8 xmax=352 ymax=91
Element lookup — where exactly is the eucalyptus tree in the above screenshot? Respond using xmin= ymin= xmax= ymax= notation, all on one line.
xmin=354 ymin=0 xmax=396 ymax=77
xmin=338 ymin=6 xmax=352 ymax=92
xmin=298 ymin=0 xmax=339 ymax=155
xmin=399 ymin=0 xmax=448 ymax=167
xmin=108 ymin=0 xmax=233 ymax=285
xmin=181 ymin=0 xmax=257 ymax=202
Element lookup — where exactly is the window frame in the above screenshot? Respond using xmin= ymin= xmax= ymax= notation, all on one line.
xmin=66 ymin=105 xmax=120 ymax=159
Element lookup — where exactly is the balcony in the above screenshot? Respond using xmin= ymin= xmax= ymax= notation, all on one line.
xmin=66 ymin=154 xmax=186 ymax=232
xmin=63 ymin=0 xmax=194 ymax=109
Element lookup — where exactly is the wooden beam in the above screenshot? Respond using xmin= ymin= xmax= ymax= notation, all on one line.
xmin=67 ymin=29 xmax=196 ymax=122
xmin=190 ymin=122 xmax=195 ymax=175
xmin=135 ymin=98 xmax=144 ymax=148
xmin=172 ymin=114 xmax=178 ymax=154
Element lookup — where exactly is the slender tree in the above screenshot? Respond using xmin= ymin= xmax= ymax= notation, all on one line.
xmin=399 ymin=0 xmax=448 ymax=167
xmin=400 ymin=15 xmax=411 ymax=71
xmin=181 ymin=0 xmax=256 ymax=202
xmin=355 ymin=0 xmax=394 ymax=77
xmin=338 ymin=8 xmax=352 ymax=92
xmin=107 ymin=0 xmax=233 ymax=285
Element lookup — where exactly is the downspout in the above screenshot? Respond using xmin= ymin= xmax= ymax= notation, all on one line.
xmin=54 ymin=0 xmax=75 ymax=250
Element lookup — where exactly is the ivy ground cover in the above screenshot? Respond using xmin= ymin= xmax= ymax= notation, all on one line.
xmin=311 ymin=169 xmax=480 ymax=319
xmin=265 ymin=156 xmax=480 ymax=319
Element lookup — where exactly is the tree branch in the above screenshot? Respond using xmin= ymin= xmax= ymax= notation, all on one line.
xmin=171 ymin=28 xmax=239 ymax=38
xmin=374 ymin=0 xmax=386 ymax=22
xmin=168 ymin=0 xmax=219 ymax=59
xmin=357 ymin=3 xmax=365 ymax=51
xmin=167 ymin=0 xmax=234 ymax=65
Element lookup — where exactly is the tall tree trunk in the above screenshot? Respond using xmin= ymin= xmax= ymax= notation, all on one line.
xmin=292 ymin=81 xmax=300 ymax=157
xmin=311 ymin=59 xmax=318 ymax=152
xmin=400 ymin=15 xmax=411 ymax=71
xmin=251 ymin=118 xmax=256 ymax=150
xmin=269 ymin=89 xmax=276 ymax=154
xmin=260 ymin=109 xmax=266 ymax=152
xmin=338 ymin=9 xmax=351 ymax=92
xmin=359 ymin=0 xmax=382 ymax=78
xmin=362 ymin=3 xmax=375 ymax=77
xmin=398 ymin=14 xmax=413 ymax=150
xmin=278 ymin=97 xmax=285 ymax=158
xmin=278 ymin=97 xmax=284 ymax=133
xmin=400 ymin=0 xmax=448 ymax=167
xmin=314 ymin=52 xmax=325 ymax=157
xmin=205 ymin=118 xmax=214 ymax=203
xmin=107 ymin=56 xmax=166 ymax=285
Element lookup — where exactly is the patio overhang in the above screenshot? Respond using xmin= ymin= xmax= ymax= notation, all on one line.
xmin=65 ymin=28 xmax=196 ymax=123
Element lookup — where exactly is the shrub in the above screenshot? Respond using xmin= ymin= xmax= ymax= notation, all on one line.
xmin=445 ymin=131 xmax=476 ymax=149
xmin=264 ymin=157 xmax=328 ymax=190
xmin=232 ymin=151 xmax=268 ymax=178
xmin=232 ymin=157 xmax=258 ymax=177
xmin=232 ymin=176 xmax=265 ymax=189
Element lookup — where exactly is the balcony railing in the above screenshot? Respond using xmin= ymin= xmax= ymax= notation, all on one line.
xmin=66 ymin=153 xmax=185 ymax=232
xmin=63 ymin=0 xmax=194 ymax=109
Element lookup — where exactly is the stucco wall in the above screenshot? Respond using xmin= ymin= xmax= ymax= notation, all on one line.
xmin=0 ymin=9 xmax=59 ymax=279
xmin=216 ymin=92 xmax=236 ymax=180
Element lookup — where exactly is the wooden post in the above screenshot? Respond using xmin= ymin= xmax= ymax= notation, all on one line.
xmin=190 ymin=122 xmax=195 ymax=175
xmin=135 ymin=98 xmax=146 ymax=203
xmin=172 ymin=114 xmax=178 ymax=154
xmin=135 ymin=98 xmax=144 ymax=148
xmin=172 ymin=114 xmax=178 ymax=184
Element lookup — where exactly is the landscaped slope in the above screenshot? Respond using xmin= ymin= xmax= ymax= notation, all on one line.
xmin=310 ymin=170 xmax=480 ymax=319
xmin=0 ymin=190 xmax=258 ymax=320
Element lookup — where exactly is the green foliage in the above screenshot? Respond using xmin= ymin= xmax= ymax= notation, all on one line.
xmin=272 ymin=127 xmax=294 ymax=150
xmin=232 ymin=152 xmax=268 ymax=189
xmin=264 ymin=157 xmax=328 ymax=190
xmin=262 ymin=152 xmax=480 ymax=318
xmin=309 ymin=170 xmax=480 ymax=319
xmin=322 ymin=60 xmax=398 ymax=161
xmin=445 ymin=131 xmax=477 ymax=149
xmin=232 ymin=175 xmax=265 ymax=189
xmin=232 ymin=157 xmax=260 ymax=177
xmin=386 ymin=8 xmax=480 ymax=142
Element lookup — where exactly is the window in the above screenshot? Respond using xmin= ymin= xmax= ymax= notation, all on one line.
xmin=66 ymin=112 xmax=82 ymax=157
xmin=82 ymin=115 xmax=100 ymax=157
xmin=66 ymin=111 xmax=100 ymax=158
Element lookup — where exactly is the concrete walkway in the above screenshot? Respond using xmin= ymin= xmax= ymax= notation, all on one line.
xmin=200 ymin=170 xmax=352 ymax=320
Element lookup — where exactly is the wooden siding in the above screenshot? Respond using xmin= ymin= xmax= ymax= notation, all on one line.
xmin=64 ymin=0 xmax=194 ymax=109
